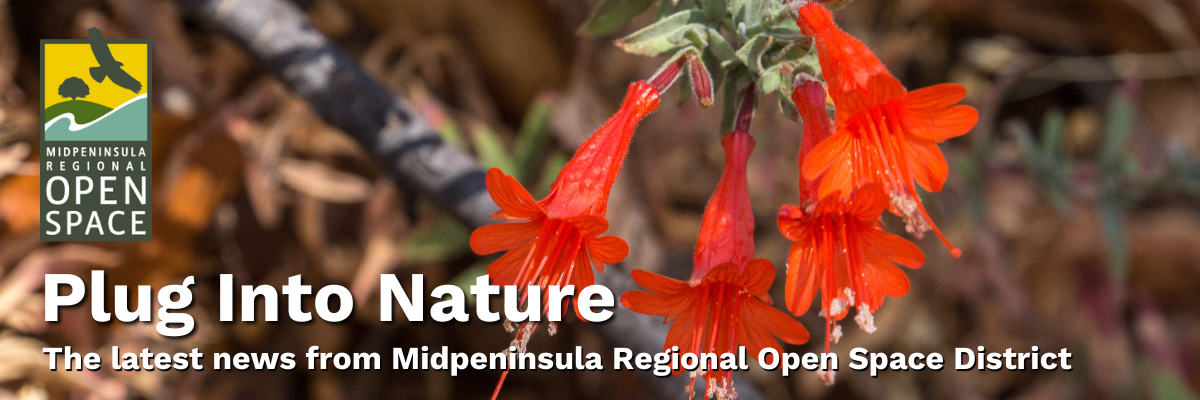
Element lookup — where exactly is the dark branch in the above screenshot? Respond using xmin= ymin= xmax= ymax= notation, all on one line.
xmin=177 ymin=0 xmax=496 ymax=229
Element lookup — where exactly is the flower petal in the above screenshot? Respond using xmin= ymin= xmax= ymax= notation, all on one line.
xmin=744 ymin=296 xmax=810 ymax=345
xmin=734 ymin=259 xmax=776 ymax=296
xmin=802 ymin=131 xmax=859 ymax=200
xmin=904 ymin=83 xmax=965 ymax=111
xmin=564 ymin=215 xmax=609 ymax=238
xmin=485 ymin=168 xmax=543 ymax=221
xmin=630 ymin=269 xmax=690 ymax=295
xmin=486 ymin=242 xmax=534 ymax=286
xmin=469 ymin=220 xmax=540 ymax=255
xmin=846 ymin=184 xmax=889 ymax=221
xmin=860 ymin=227 xmax=925 ymax=269
xmin=587 ymin=235 xmax=629 ymax=266
xmin=777 ymin=205 xmax=810 ymax=242
xmin=905 ymin=139 xmax=949 ymax=193
xmin=784 ymin=240 xmax=821 ymax=316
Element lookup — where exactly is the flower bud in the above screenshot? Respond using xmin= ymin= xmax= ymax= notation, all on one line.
xmin=685 ymin=52 xmax=713 ymax=108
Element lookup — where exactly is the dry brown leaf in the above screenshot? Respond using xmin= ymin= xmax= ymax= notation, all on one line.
xmin=278 ymin=159 xmax=372 ymax=204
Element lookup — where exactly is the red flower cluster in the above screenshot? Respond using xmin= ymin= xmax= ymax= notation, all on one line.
xmin=471 ymin=2 xmax=976 ymax=396
xmin=773 ymin=2 xmax=978 ymax=384
xmin=796 ymin=1 xmax=976 ymax=255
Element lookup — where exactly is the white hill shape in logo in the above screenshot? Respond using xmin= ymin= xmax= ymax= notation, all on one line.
xmin=45 ymin=94 xmax=148 ymax=141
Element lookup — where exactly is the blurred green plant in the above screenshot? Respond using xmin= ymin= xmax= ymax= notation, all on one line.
xmin=582 ymin=0 xmax=821 ymax=130
xmin=401 ymin=93 xmax=567 ymax=292
xmin=1000 ymin=85 xmax=1200 ymax=281
xmin=1010 ymin=109 xmax=1074 ymax=216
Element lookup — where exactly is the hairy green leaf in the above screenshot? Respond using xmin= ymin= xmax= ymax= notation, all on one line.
xmin=701 ymin=46 xmax=727 ymax=92
xmin=735 ymin=34 xmax=773 ymax=74
xmin=763 ymin=24 xmax=803 ymax=41
xmin=720 ymin=66 xmax=747 ymax=132
xmin=705 ymin=28 xmax=739 ymax=67
xmin=616 ymin=10 xmax=708 ymax=56
xmin=703 ymin=0 xmax=727 ymax=21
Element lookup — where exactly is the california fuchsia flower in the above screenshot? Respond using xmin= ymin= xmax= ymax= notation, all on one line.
xmin=470 ymin=81 xmax=660 ymax=349
xmin=796 ymin=1 xmax=977 ymax=256
xmin=623 ymin=129 xmax=809 ymax=400
xmin=777 ymin=184 xmax=924 ymax=383
xmin=778 ymin=77 xmax=924 ymax=384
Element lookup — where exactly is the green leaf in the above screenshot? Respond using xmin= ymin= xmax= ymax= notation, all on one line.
xmin=682 ymin=29 xmax=709 ymax=49
xmin=701 ymin=46 xmax=726 ymax=93
xmin=795 ymin=48 xmax=821 ymax=78
xmin=580 ymin=0 xmax=656 ymax=36
xmin=720 ymin=66 xmax=747 ymax=133
xmin=1011 ymin=118 xmax=1073 ymax=215
xmin=1099 ymin=195 xmax=1127 ymax=278
xmin=705 ymin=27 xmax=738 ymax=67
xmin=735 ymin=34 xmax=773 ymax=74
xmin=1039 ymin=109 xmax=1065 ymax=156
xmin=655 ymin=0 xmax=676 ymax=20
xmin=777 ymin=92 xmax=798 ymax=121
xmin=1102 ymin=89 xmax=1135 ymax=168
xmin=1038 ymin=109 xmax=1073 ymax=214
xmin=769 ymin=40 xmax=811 ymax=65
xmin=758 ymin=64 xmax=784 ymax=94
xmin=677 ymin=66 xmax=693 ymax=106
xmin=469 ymin=123 xmax=518 ymax=174
xmin=615 ymin=10 xmax=708 ymax=56
xmin=514 ymin=93 xmax=555 ymax=183
xmin=401 ymin=216 xmax=471 ymax=263
xmin=703 ymin=0 xmax=726 ymax=21
xmin=1154 ymin=366 xmax=1200 ymax=400
xmin=731 ymin=0 xmax=768 ymax=33
xmin=763 ymin=24 xmax=803 ymax=41
xmin=1099 ymin=88 xmax=1137 ymax=279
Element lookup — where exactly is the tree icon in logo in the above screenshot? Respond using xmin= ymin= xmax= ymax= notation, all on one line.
xmin=58 ymin=77 xmax=90 ymax=101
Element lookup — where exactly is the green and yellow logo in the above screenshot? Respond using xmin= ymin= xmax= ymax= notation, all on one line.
xmin=40 ymin=28 xmax=152 ymax=241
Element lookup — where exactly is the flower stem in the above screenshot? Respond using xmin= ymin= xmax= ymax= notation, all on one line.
xmin=734 ymin=86 xmax=757 ymax=133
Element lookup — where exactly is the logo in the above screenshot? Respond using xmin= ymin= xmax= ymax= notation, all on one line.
xmin=41 ymin=28 xmax=152 ymax=241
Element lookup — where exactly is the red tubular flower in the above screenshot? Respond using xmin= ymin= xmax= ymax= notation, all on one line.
xmin=793 ymin=74 xmax=834 ymax=205
xmin=796 ymin=2 xmax=977 ymax=256
xmin=469 ymin=81 xmax=660 ymax=350
xmin=623 ymin=128 xmax=809 ymax=400
xmin=777 ymin=185 xmax=924 ymax=383
xmin=778 ymin=79 xmax=924 ymax=384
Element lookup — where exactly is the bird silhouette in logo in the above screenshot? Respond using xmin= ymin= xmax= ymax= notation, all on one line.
xmin=85 ymin=27 xmax=142 ymax=94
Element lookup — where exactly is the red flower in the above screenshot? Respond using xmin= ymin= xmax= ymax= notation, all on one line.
xmin=792 ymin=75 xmax=834 ymax=205
xmin=469 ymin=81 xmax=660 ymax=349
xmin=796 ymin=2 xmax=977 ymax=256
xmin=777 ymin=185 xmax=924 ymax=383
xmin=779 ymin=78 xmax=925 ymax=384
xmin=623 ymin=131 xmax=809 ymax=399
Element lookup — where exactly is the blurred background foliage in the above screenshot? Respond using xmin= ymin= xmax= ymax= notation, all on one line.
xmin=0 ymin=0 xmax=1198 ymax=399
